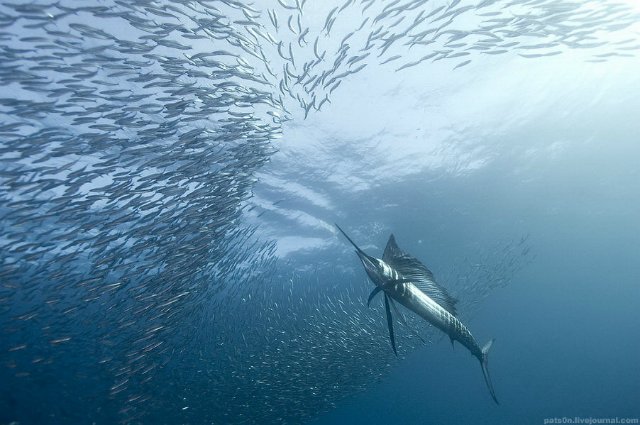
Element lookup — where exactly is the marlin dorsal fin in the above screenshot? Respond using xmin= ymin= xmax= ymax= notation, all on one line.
xmin=382 ymin=234 xmax=403 ymax=263
xmin=382 ymin=234 xmax=458 ymax=316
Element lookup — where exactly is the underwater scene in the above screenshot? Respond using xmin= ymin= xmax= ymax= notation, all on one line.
xmin=1 ymin=0 xmax=639 ymax=424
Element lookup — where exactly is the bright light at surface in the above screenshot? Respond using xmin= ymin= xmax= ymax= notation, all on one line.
xmin=622 ymin=0 xmax=640 ymax=11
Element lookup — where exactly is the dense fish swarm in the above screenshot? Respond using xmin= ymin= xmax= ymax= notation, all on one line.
xmin=0 ymin=0 xmax=636 ymax=423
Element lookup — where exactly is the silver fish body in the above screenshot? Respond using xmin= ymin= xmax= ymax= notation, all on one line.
xmin=384 ymin=277 xmax=482 ymax=358
xmin=337 ymin=224 xmax=498 ymax=404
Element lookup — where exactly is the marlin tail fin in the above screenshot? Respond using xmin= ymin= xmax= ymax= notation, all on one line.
xmin=480 ymin=339 xmax=499 ymax=404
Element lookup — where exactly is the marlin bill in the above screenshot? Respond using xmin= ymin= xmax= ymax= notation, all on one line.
xmin=336 ymin=224 xmax=499 ymax=404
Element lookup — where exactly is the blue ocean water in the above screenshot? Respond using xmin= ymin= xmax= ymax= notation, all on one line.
xmin=1 ymin=1 xmax=639 ymax=424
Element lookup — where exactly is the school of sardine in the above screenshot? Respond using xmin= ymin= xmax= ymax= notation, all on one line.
xmin=0 ymin=0 xmax=636 ymax=423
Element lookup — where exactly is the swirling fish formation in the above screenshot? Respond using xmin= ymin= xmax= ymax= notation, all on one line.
xmin=0 ymin=0 xmax=636 ymax=423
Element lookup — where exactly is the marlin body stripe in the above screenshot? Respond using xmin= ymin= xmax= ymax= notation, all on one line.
xmin=386 ymin=280 xmax=482 ymax=358
xmin=336 ymin=224 xmax=499 ymax=404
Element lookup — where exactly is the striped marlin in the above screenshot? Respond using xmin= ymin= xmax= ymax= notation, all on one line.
xmin=336 ymin=224 xmax=499 ymax=404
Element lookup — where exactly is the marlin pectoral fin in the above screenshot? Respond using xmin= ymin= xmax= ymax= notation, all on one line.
xmin=449 ymin=336 xmax=455 ymax=349
xmin=383 ymin=294 xmax=397 ymax=356
xmin=388 ymin=296 xmax=406 ymax=325
xmin=367 ymin=286 xmax=382 ymax=307
xmin=388 ymin=296 xmax=427 ymax=344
